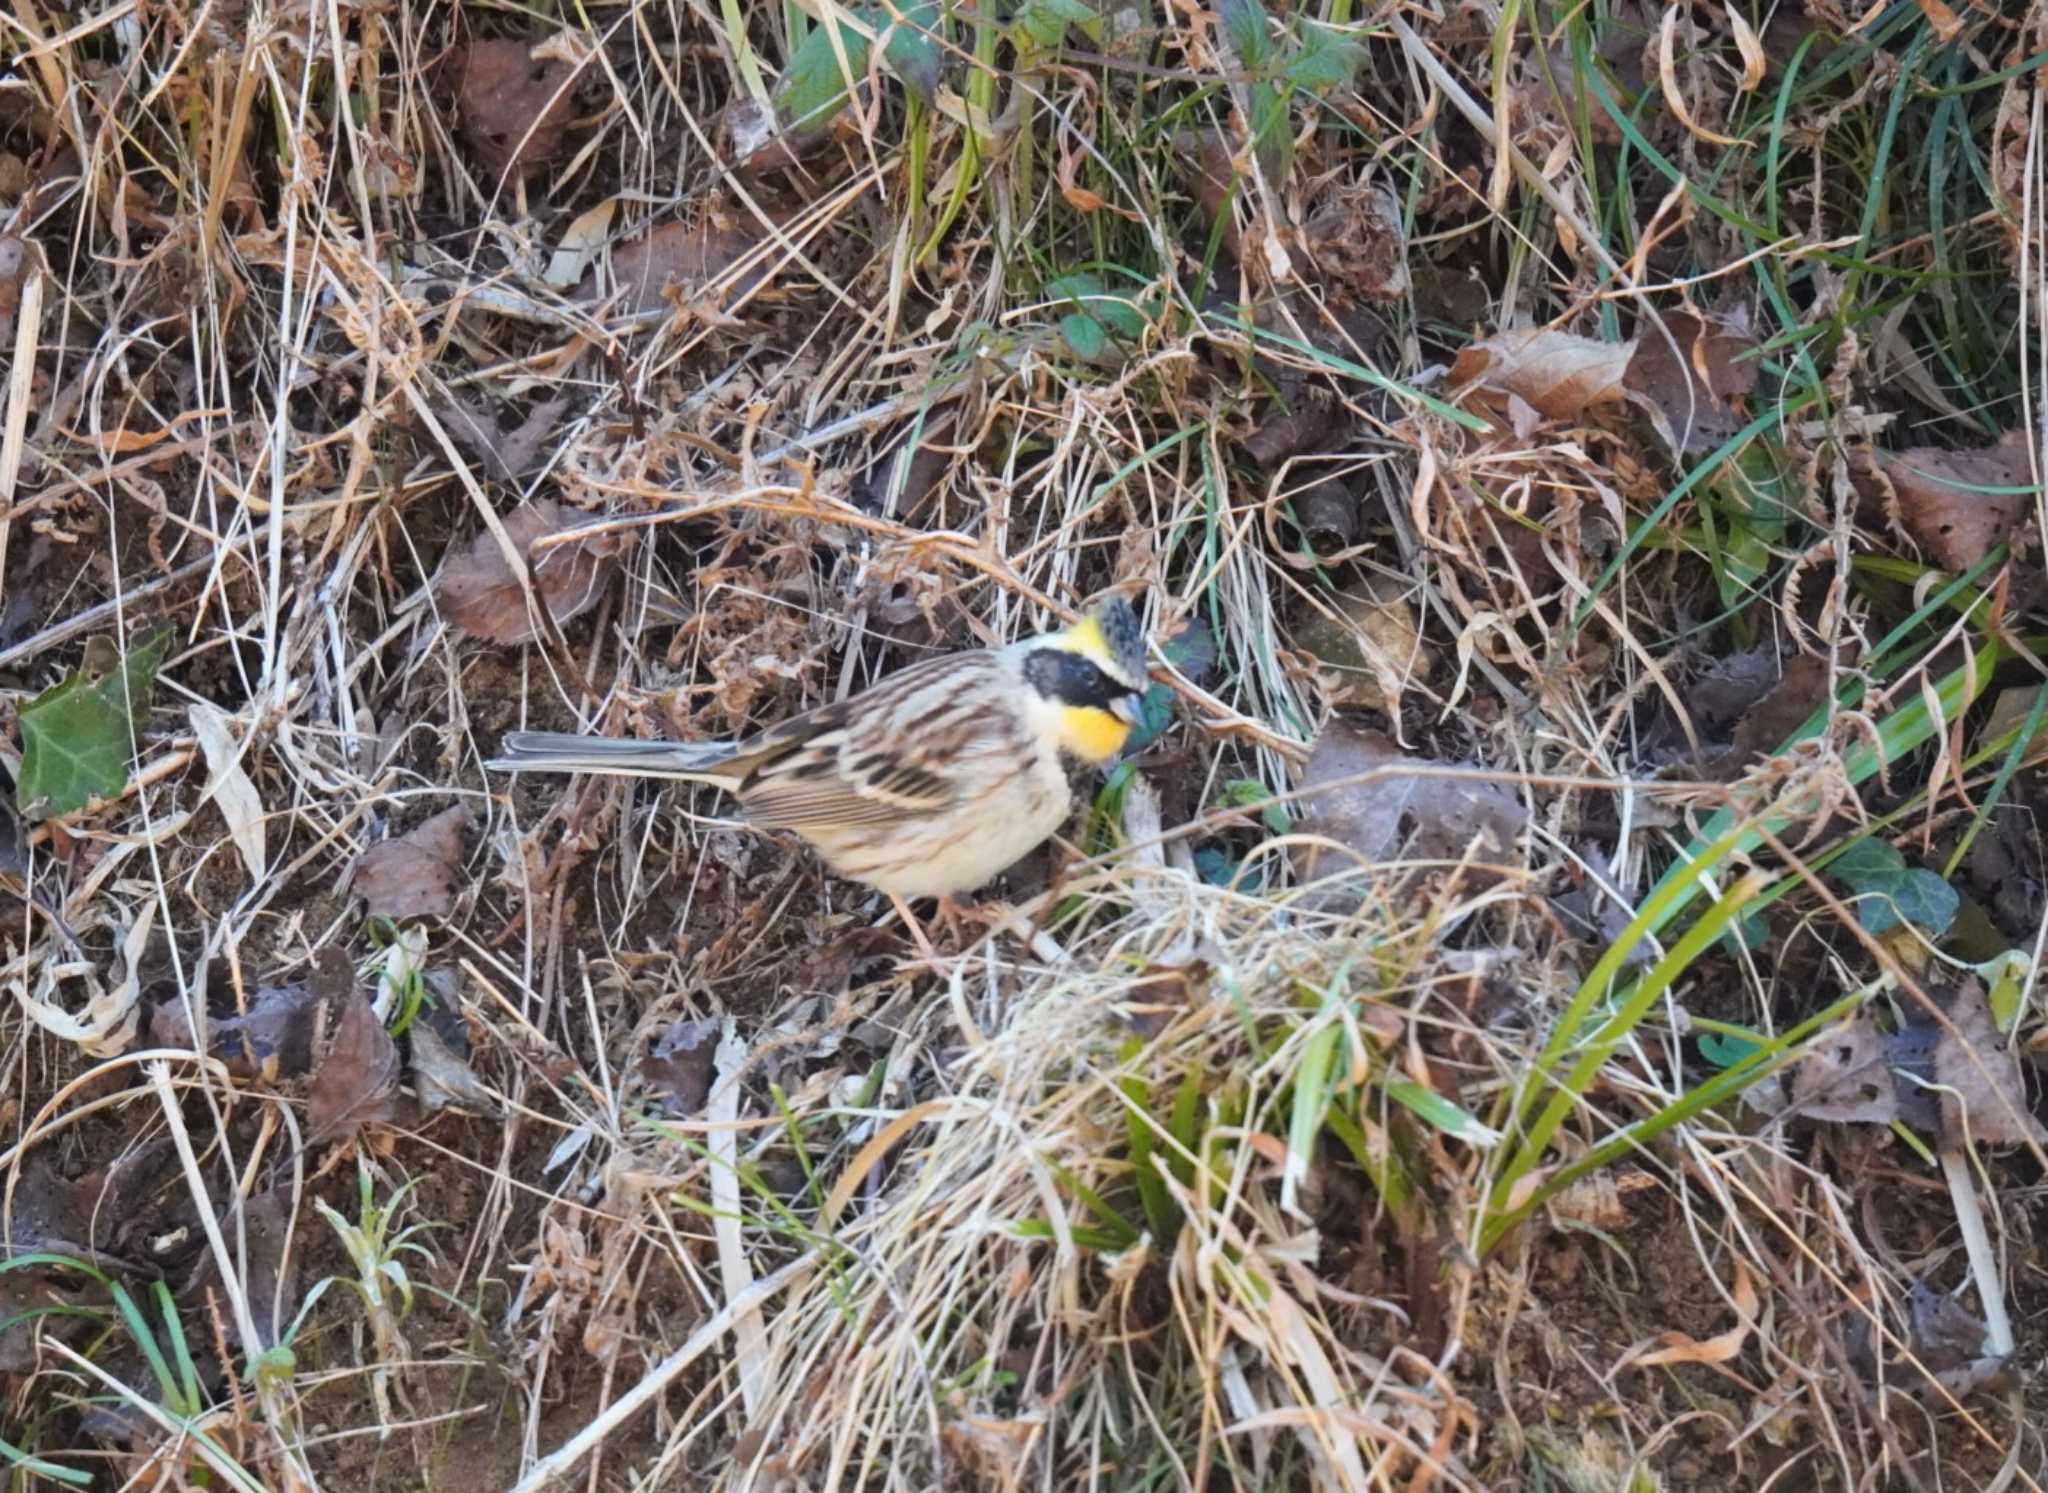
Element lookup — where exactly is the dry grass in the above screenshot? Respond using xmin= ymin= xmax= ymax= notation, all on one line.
xmin=1 ymin=0 xmax=2045 ymax=1489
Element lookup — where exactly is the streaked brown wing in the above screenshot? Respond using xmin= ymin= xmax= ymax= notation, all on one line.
xmin=735 ymin=652 xmax=1000 ymax=833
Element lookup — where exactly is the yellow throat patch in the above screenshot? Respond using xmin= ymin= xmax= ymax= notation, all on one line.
xmin=1058 ymin=703 xmax=1130 ymax=763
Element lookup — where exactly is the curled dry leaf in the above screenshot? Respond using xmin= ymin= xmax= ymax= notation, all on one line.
xmin=309 ymin=992 xmax=402 ymax=1145
xmin=351 ymin=805 xmax=470 ymax=922
xmin=1621 ymin=1260 xmax=1758 ymax=1370
xmin=452 ymin=39 xmax=584 ymax=184
xmin=1174 ymin=127 xmax=1244 ymax=262
xmin=1292 ymin=724 xmax=1526 ymax=892
xmin=1302 ymin=180 xmax=1409 ymax=303
xmin=1868 ymin=428 xmax=2035 ymax=573
xmin=436 ymin=500 xmax=631 ymax=646
xmin=1449 ymin=328 xmax=1633 ymax=423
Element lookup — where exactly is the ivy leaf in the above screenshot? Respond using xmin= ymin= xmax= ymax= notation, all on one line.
xmin=1048 ymin=271 xmax=1149 ymax=364
xmin=17 ymin=625 xmax=172 ymax=820
xmin=775 ymin=14 xmax=874 ymax=132
xmin=1829 ymin=838 xmax=1958 ymax=936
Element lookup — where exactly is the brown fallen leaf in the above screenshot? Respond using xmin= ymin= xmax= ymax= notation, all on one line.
xmin=308 ymin=993 xmax=401 ymax=1145
xmin=1868 ymin=429 xmax=2036 ymax=573
xmin=642 ymin=1018 xmax=719 ymax=1118
xmin=149 ymin=980 xmax=323 ymax=1081
xmin=435 ymin=500 xmax=631 ymax=646
xmin=1784 ymin=1009 xmax=1897 ymax=1125
xmin=1302 ymin=180 xmax=1409 ymax=303
xmin=1623 ymin=304 xmax=1758 ymax=455
xmin=182 ymin=1189 xmax=298 ymax=1350
xmin=577 ymin=197 xmax=797 ymax=316
xmin=351 ymin=805 xmax=470 ymax=923
xmin=1786 ymin=979 xmax=2045 ymax=1148
xmin=1448 ymin=328 xmax=1633 ymax=423
xmin=1173 ymin=127 xmax=1244 ymax=263
xmin=451 ymin=39 xmax=584 ymax=185
xmin=410 ymin=1007 xmax=495 ymax=1117
xmin=1293 ymin=577 xmax=1431 ymax=714
xmin=1292 ymin=724 xmax=1527 ymax=891
xmin=1927 ymin=980 xmax=2045 ymax=1148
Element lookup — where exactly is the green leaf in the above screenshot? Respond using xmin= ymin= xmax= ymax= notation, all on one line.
xmin=1049 ymin=272 xmax=1149 ymax=363
xmin=1695 ymin=1029 xmax=1761 ymax=1069
xmin=1220 ymin=778 xmax=1289 ymax=836
xmin=775 ymin=14 xmax=875 ymax=132
xmin=1883 ymin=869 xmax=1959 ymax=935
xmin=1245 ymin=82 xmax=1291 ymax=178
xmin=881 ymin=0 xmax=944 ymax=103
xmin=1122 ymin=680 xmax=1177 ymax=753
xmin=1283 ymin=26 xmax=1365 ymax=91
xmin=17 ymin=625 xmax=171 ymax=820
xmin=1830 ymin=837 xmax=1905 ymax=883
xmin=1012 ymin=0 xmax=1096 ymax=51
xmin=1214 ymin=0 xmax=1273 ymax=68
xmin=1828 ymin=837 xmax=1957 ymax=935
xmin=1383 ymin=1077 xmax=1501 ymax=1147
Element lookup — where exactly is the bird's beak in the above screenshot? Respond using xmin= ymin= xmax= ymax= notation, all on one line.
xmin=1109 ymin=692 xmax=1146 ymax=726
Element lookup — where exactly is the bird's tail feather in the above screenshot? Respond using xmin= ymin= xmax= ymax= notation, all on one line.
xmin=486 ymin=731 xmax=741 ymax=784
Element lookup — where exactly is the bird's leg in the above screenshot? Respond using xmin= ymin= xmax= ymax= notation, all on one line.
xmin=935 ymin=894 xmax=1015 ymax=943
xmin=888 ymin=893 xmax=942 ymax=962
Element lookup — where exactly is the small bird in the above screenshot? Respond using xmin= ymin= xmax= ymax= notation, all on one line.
xmin=487 ymin=596 xmax=1150 ymax=947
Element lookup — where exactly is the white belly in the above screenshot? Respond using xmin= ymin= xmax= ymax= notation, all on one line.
xmin=813 ymin=754 xmax=1073 ymax=899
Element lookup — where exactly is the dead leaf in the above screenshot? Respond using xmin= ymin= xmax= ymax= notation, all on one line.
xmin=1867 ymin=429 xmax=2036 ymax=573
xmin=1787 ymin=980 xmax=2045 ymax=1148
xmin=451 ymin=39 xmax=584 ymax=184
xmin=1302 ymin=180 xmax=1409 ymax=302
xmin=1174 ymin=127 xmax=1244 ymax=262
xmin=410 ymin=1001 xmax=495 ymax=1117
xmin=1785 ymin=1009 xmax=1897 ymax=1125
xmin=148 ymin=980 xmax=324 ymax=1081
xmin=1623 ymin=304 xmax=1758 ymax=455
xmin=1928 ymin=980 xmax=2044 ymax=1148
xmin=351 ymin=805 xmax=470 ymax=922
xmin=642 ymin=1018 xmax=719 ymax=1117
xmin=1728 ymin=653 xmax=1830 ymax=762
xmin=1449 ymin=328 xmax=1634 ymax=422
xmin=182 ymin=1189 xmax=297 ymax=1350
xmin=1294 ymin=577 xmax=1431 ymax=713
xmin=187 ymin=702 xmax=266 ymax=886
xmin=435 ymin=500 xmax=631 ymax=646
xmin=309 ymin=993 xmax=401 ymax=1145
xmin=1244 ymin=386 xmax=1348 ymax=470
xmin=576 ymin=198 xmax=797 ymax=316
xmin=1291 ymin=724 xmax=1527 ymax=891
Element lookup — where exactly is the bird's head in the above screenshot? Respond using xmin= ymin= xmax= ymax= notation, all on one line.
xmin=1021 ymin=595 xmax=1152 ymax=765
